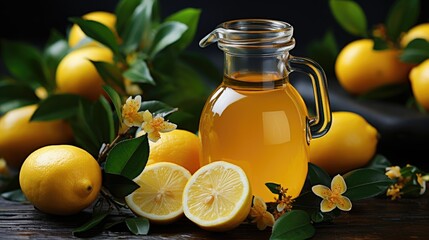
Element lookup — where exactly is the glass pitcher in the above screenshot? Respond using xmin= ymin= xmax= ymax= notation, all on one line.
xmin=198 ymin=19 xmax=331 ymax=201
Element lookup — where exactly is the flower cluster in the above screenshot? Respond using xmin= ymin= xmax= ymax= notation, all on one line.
xmin=122 ymin=96 xmax=177 ymax=142
xmin=385 ymin=165 xmax=428 ymax=200
xmin=248 ymin=185 xmax=294 ymax=230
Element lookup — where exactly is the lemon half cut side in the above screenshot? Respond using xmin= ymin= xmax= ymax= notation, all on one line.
xmin=125 ymin=162 xmax=191 ymax=224
xmin=182 ymin=161 xmax=252 ymax=232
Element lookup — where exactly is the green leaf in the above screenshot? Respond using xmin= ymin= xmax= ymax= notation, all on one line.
xmin=1 ymin=189 xmax=27 ymax=202
xmin=265 ymin=182 xmax=281 ymax=195
xmin=179 ymin=51 xmax=222 ymax=87
xmin=140 ymin=100 xmax=177 ymax=117
xmin=69 ymin=100 xmax=102 ymax=157
xmin=365 ymin=154 xmax=392 ymax=173
xmin=308 ymin=162 xmax=331 ymax=187
xmin=93 ymin=97 xmax=116 ymax=143
xmin=73 ymin=211 xmax=110 ymax=234
xmin=105 ymin=135 xmax=149 ymax=180
xmin=115 ymin=0 xmax=141 ymax=37
xmin=125 ymin=217 xmax=150 ymax=235
xmin=270 ymin=210 xmax=315 ymax=240
xmin=69 ymin=18 xmax=120 ymax=56
xmin=165 ymin=8 xmax=201 ymax=51
xmin=329 ymin=0 xmax=367 ymax=37
xmin=148 ymin=22 xmax=188 ymax=58
xmin=343 ymin=168 xmax=394 ymax=201
xmin=102 ymin=85 xmax=123 ymax=124
xmin=0 ymin=40 xmax=49 ymax=89
xmin=386 ymin=0 xmax=420 ymax=42
xmin=372 ymin=36 xmax=389 ymax=50
xmin=400 ymin=38 xmax=429 ymax=64
xmin=123 ymin=59 xmax=155 ymax=85
xmin=0 ymin=83 xmax=39 ymax=115
xmin=91 ymin=60 xmax=125 ymax=93
xmin=103 ymin=172 xmax=140 ymax=198
xmin=118 ymin=0 xmax=155 ymax=54
xmin=43 ymin=30 xmax=69 ymax=87
xmin=30 ymin=94 xmax=81 ymax=121
xmin=293 ymin=191 xmax=321 ymax=213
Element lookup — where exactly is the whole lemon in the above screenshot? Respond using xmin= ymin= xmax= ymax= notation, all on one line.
xmin=19 ymin=145 xmax=102 ymax=215
xmin=409 ymin=59 xmax=429 ymax=111
xmin=401 ymin=23 xmax=429 ymax=47
xmin=147 ymin=129 xmax=202 ymax=174
xmin=68 ymin=11 xmax=116 ymax=48
xmin=310 ymin=111 xmax=378 ymax=175
xmin=0 ymin=104 xmax=73 ymax=169
xmin=56 ymin=46 xmax=113 ymax=100
xmin=335 ymin=39 xmax=412 ymax=95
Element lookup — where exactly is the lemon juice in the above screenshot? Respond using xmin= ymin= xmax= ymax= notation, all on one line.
xmin=199 ymin=73 xmax=310 ymax=201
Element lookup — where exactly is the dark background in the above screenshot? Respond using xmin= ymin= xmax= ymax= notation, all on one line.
xmin=1 ymin=0 xmax=428 ymax=57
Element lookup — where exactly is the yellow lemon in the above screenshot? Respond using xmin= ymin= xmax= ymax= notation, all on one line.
xmin=310 ymin=111 xmax=378 ymax=175
xmin=19 ymin=145 xmax=102 ymax=215
xmin=335 ymin=39 xmax=412 ymax=95
xmin=125 ymin=162 xmax=191 ymax=224
xmin=0 ymin=104 xmax=73 ymax=169
xmin=56 ymin=46 xmax=113 ymax=101
xmin=182 ymin=161 xmax=252 ymax=232
xmin=68 ymin=11 xmax=116 ymax=48
xmin=401 ymin=23 xmax=429 ymax=47
xmin=147 ymin=129 xmax=201 ymax=174
xmin=409 ymin=59 xmax=429 ymax=111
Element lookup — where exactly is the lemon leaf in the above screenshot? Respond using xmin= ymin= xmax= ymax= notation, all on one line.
xmin=308 ymin=162 xmax=331 ymax=187
xmin=400 ymin=38 xmax=429 ymax=64
xmin=165 ymin=8 xmax=201 ymax=52
xmin=117 ymin=0 xmax=155 ymax=54
xmin=1 ymin=189 xmax=27 ymax=202
xmin=125 ymin=217 xmax=150 ymax=235
xmin=91 ymin=60 xmax=125 ymax=93
xmin=93 ymin=97 xmax=116 ymax=143
xmin=265 ymin=182 xmax=281 ymax=194
xmin=140 ymin=100 xmax=177 ymax=117
xmin=73 ymin=211 xmax=110 ymax=235
xmin=69 ymin=18 xmax=120 ymax=57
xmin=102 ymin=85 xmax=123 ymax=124
xmin=123 ymin=59 xmax=155 ymax=85
xmin=343 ymin=168 xmax=394 ymax=201
xmin=0 ymin=83 xmax=39 ymax=115
xmin=148 ymin=22 xmax=188 ymax=58
xmin=329 ymin=0 xmax=367 ymax=37
xmin=43 ymin=30 xmax=69 ymax=88
xmin=386 ymin=0 xmax=420 ymax=43
xmin=0 ymin=40 xmax=49 ymax=89
xmin=365 ymin=154 xmax=392 ymax=173
xmin=270 ymin=210 xmax=315 ymax=240
xmin=105 ymin=135 xmax=149 ymax=180
xmin=103 ymin=172 xmax=140 ymax=198
xmin=30 ymin=94 xmax=81 ymax=121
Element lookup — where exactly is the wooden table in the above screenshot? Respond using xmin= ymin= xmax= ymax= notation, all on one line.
xmin=1 ymin=186 xmax=428 ymax=240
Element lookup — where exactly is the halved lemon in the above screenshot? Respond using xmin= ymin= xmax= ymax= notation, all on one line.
xmin=182 ymin=161 xmax=252 ymax=232
xmin=125 ymin=162 xmax=191 ymax=224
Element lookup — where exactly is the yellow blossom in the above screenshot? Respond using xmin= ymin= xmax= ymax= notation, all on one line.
xmin=122 ymin=95 xmax=144 ymax=127
xmin=312 ymin=174 xmax=352 ymax=212
xmin=416 ymin=174 xmax=426 ymax=195
xmin=385 ymin=166 xmax=401 ymax=179
xmin=273 ymin=186 xmax=294 ymax=219
xmin=386 ymin=183 xmax=403 ymax=200
xmin=140 ymin=110 xmax=177 ymax=142
xmin=249 ymin=196 xmax=275 ymax=230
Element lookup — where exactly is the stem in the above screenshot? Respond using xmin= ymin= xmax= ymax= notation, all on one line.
xmin=97 ymin=127 xmax=133 ymax=164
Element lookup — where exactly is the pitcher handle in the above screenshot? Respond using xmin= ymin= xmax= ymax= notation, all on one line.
xmin=289 ymin=55 xmax=331 ymax=138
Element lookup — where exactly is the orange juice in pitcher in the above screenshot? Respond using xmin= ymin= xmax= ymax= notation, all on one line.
xmin=199 ymin=19 xmax=331 ymax=201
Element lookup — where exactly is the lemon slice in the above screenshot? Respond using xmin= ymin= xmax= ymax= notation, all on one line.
xmin=182 ymin=161 xmax=252 ymax=232
xmin=125 ymin=162 xmax=191 ymax=224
